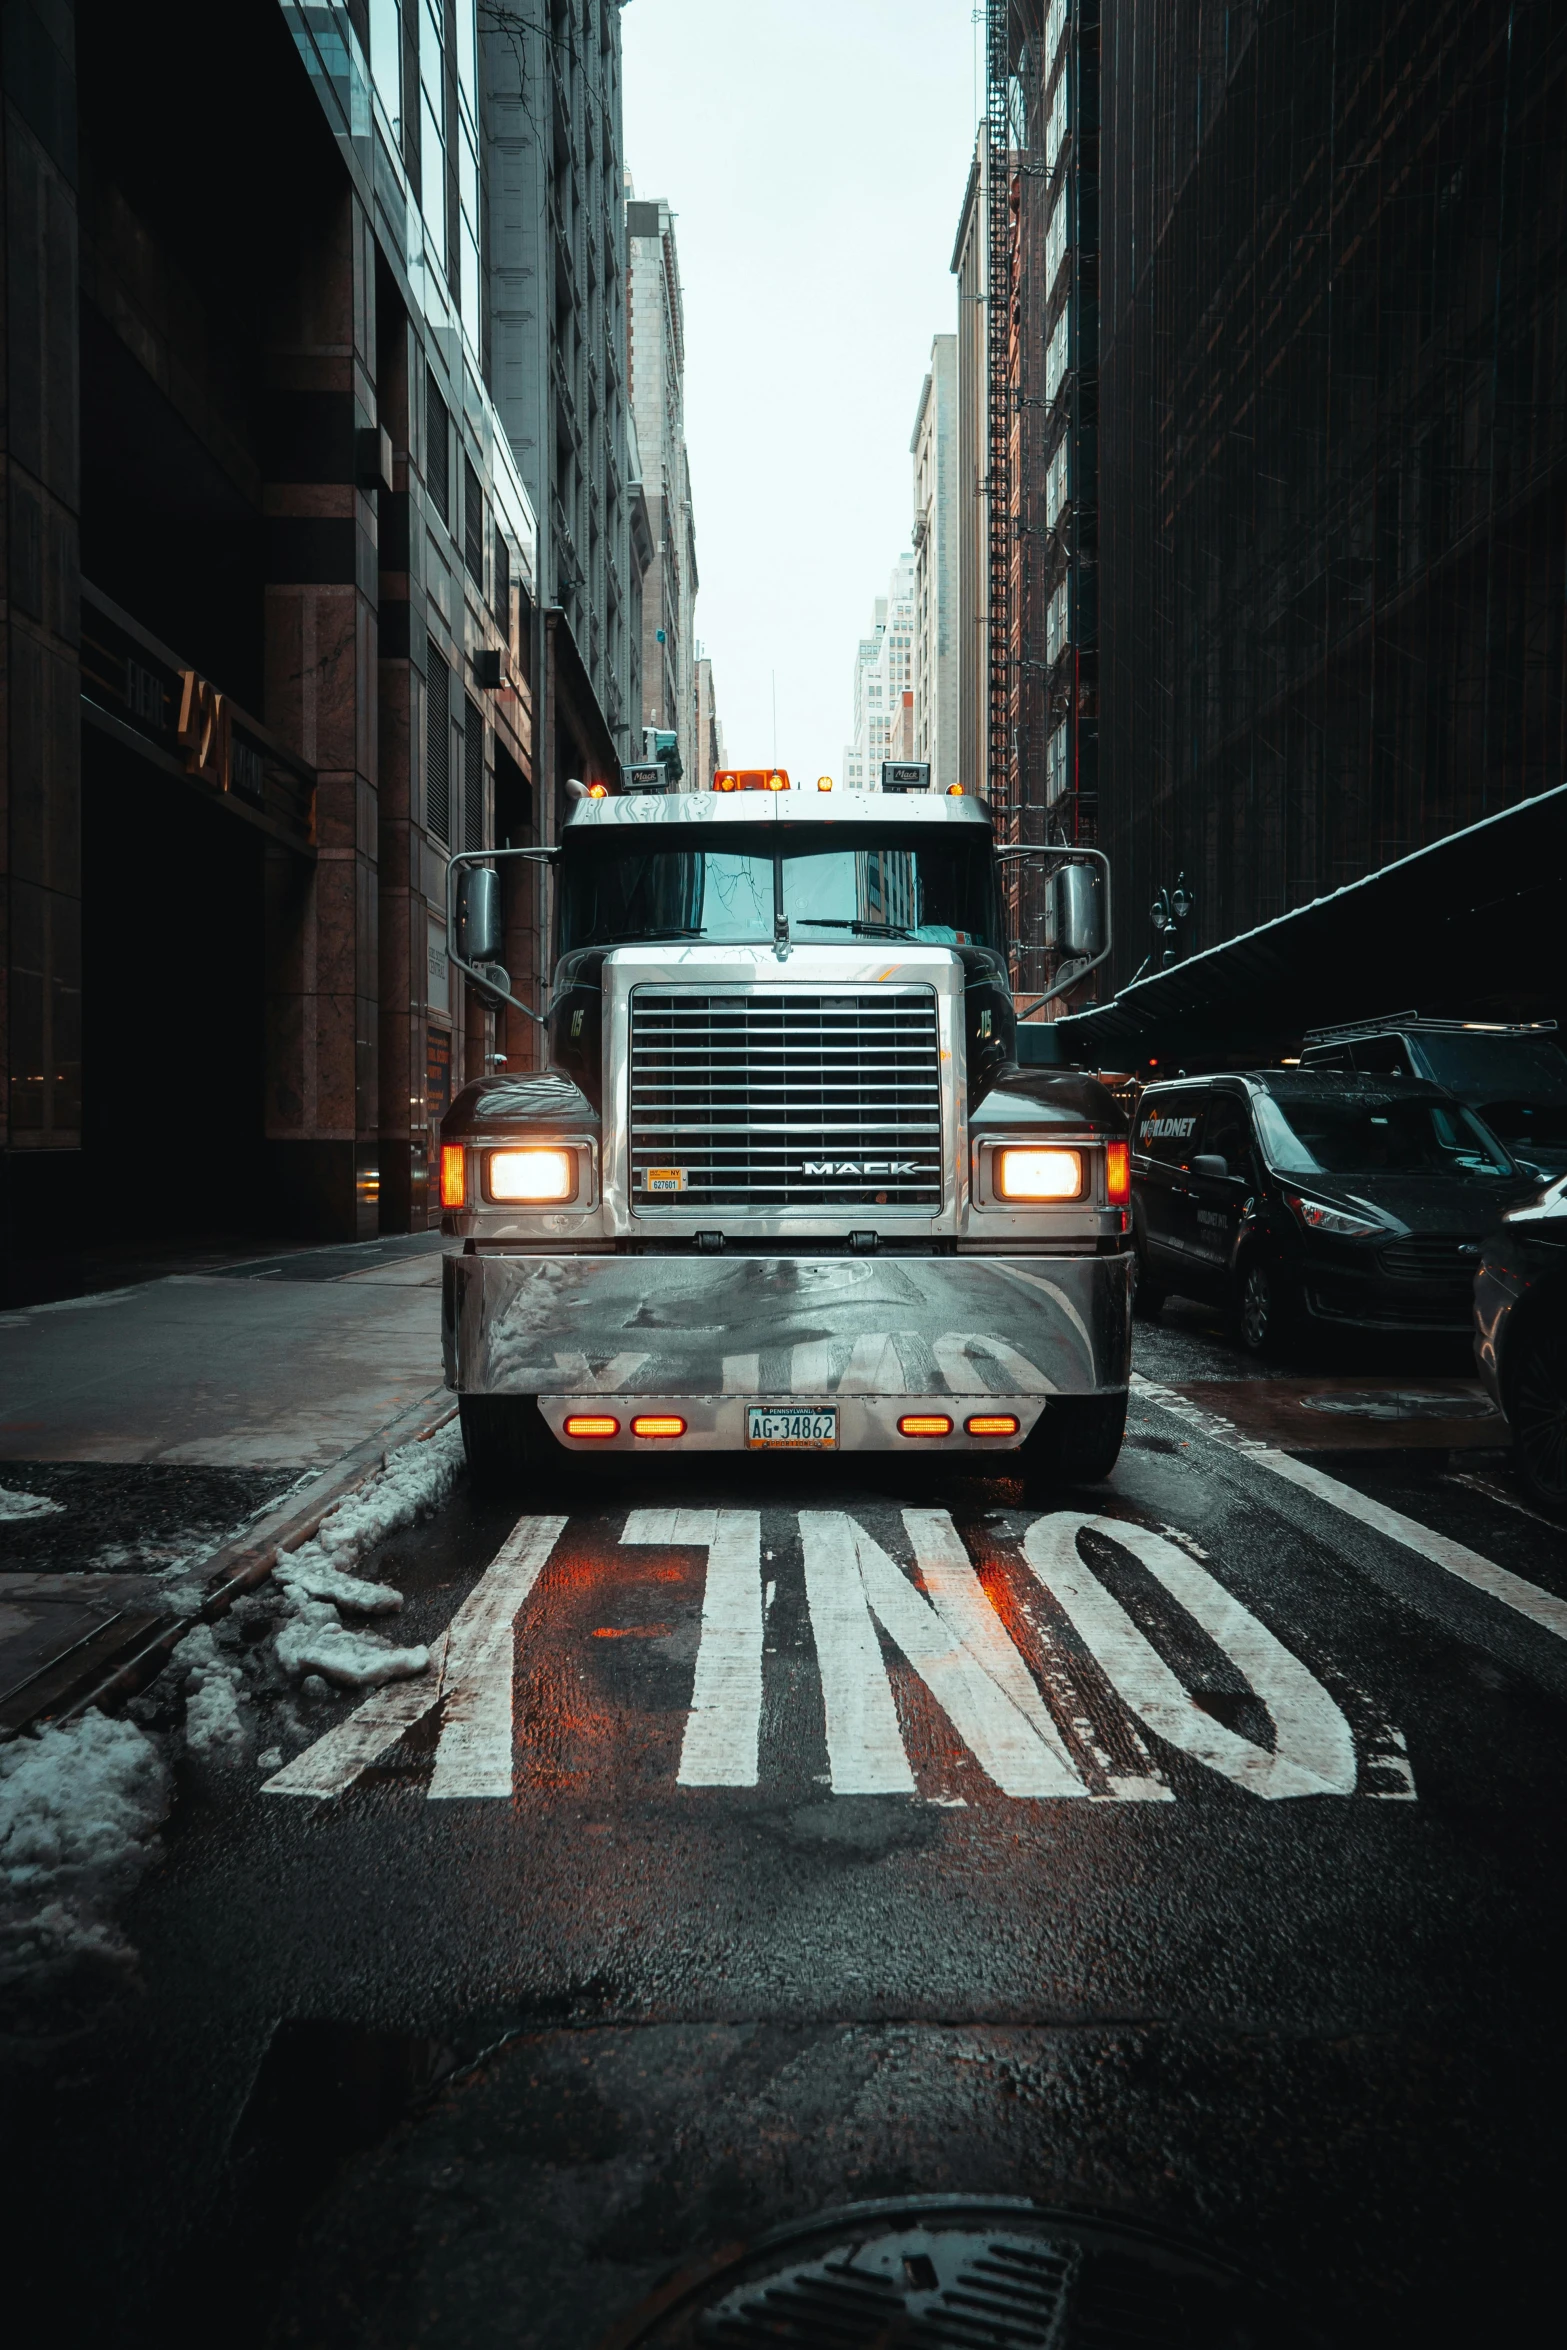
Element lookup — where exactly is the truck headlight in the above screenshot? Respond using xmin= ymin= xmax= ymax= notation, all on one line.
xmin=995 ymin=1146 xmax=1084 ymax=1200
xmin=487 ymin=1147 xmax=576 ymax=1203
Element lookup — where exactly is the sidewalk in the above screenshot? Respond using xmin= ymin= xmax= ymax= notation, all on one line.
xmin=0 ymin=1232 xmax=452 ymax=1730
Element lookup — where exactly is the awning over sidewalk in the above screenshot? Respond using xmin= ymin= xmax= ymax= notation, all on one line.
xmin=1057 ymin=781 xmax=1567 ymax=1068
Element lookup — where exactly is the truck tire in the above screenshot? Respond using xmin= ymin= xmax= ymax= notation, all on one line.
xmin=1020 ymin=1392 xmax=1127 ymax=1497
xmin=459 ymin=1395 xmax=556 ymax=1494
xmin=1508 ymin=1322 xmax=1567 ymax=1522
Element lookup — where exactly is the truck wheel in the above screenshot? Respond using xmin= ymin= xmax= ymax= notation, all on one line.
xmin=459 ymin=1396 xmax=552 ymax=1493
xmin=1020 ymin=1392 xmax=1127 ymax=1496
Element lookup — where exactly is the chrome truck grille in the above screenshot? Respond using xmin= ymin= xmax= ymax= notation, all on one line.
xmin=629 ymin=988 xmax=943 ymax=1209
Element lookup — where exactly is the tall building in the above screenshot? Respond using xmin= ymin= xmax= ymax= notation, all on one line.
xmin=483 ymin=0 xmax=642 ymax=824
xmin=1095 ymin=0 xmax=1567 ymax=984
xmin=911 ymin=336 xmax=959 ymax=791
xmin=0 ymin=0 xmax=544 ymax=1298
xmin=845 ymin=558 xmax=916 ymax=791
xmin=951 ymin=136 xmax=990 ymax=805
xmin=694 ymin=650 xmax=724 ymax=792
xmin=627 ymin=193 xmax=699 ymax=790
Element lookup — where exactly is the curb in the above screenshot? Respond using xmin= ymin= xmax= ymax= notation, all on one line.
xmin=1 ymin=1387 xmax=459 ymax=1737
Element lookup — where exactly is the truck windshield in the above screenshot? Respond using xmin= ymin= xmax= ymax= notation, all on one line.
xmin=1254 ymin=1092 xmax=1515 ymax=1178
xmin=1409 ymin=1035 xmax=1567 ymax=1149
xmin=557 ymin=829 xmax=1002 ymax=951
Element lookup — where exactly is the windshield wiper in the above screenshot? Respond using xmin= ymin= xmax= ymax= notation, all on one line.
xmin=790 ymin=918 xmax=920 ymax=937
xmin=598 ymin=926 xmax=710 ymax=943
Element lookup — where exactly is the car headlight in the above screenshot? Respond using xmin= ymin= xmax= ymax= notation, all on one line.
xmin=995 ymin=1146 xmax=1084 ymax=1201
xmin=487 ymin=1147 xmax=576 ymax=1203
xmin=1284 ymin=1192 xmax=1382 ymax=1238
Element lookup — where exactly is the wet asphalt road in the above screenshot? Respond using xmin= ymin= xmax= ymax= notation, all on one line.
xmin=10 ymin=1299 xmax=1567 ymax=2349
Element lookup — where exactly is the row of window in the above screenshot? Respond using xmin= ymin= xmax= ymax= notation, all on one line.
xmin=425 ymin=635 xmax=487 ymax=851
xmin=425 ymin=364 xmax=512 ymax=620
xmin=370 ymin=0 xmax=482 ymax=354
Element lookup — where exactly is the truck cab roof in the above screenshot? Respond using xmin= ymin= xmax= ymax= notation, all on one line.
xmin=563 ymin=791 xmax=992 ymax=836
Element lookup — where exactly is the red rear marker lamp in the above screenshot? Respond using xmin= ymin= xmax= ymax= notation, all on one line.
xmin=1105 ymin=1141 xmax=1131 ymax=1204
xmin=898 ymin=1414 xmax=954 ymax=1438
xmin=995 ymin=1146 xmax=1084 ymax=1201
xmin=966 ymin=1413 xmax=1020 ymax=1437
xmin=631 ymin=1414 xmax=686 ymax=1439
xmin=564 ymin=1414 xmax=619 ymax=1439
xmin=488 ymin=1147 xmax=574 ymax=1202
xmin=439 ymin=1144 xmax=466 ymax=1208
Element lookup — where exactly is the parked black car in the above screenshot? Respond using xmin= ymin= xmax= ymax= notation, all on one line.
xmin=1131 ymin=1070 xmax=1538 ymax=1352
xmin=1475 ymin=1175 xmax=1567 ymax=1520
xmin=1301 ymin=1016 xmax=1567 ymax=1180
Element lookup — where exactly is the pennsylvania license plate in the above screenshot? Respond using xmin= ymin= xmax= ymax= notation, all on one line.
xmin=746 ymin=1406 xmax=838 ymax=1450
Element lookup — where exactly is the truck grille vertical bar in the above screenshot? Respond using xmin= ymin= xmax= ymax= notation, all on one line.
xmin=629 ymin=989 xmax=943 ymax=1209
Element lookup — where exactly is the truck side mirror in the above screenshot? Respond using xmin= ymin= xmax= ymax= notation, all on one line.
xmin=457 ymin=866 xmax=503 ymax=965
xmin=1191 ymin=1153 xmax=1229 ymax=1179
xmin=1051 ymin=862 xmax=1104 ymax=960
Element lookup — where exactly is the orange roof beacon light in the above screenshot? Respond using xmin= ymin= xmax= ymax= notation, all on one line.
xmin=817 ymin=776 xmax=834 ymax=792
xmin=715 ymin=771 xmax=738 ymax=791
xmin=767 ymin=771 xmax=788 ymax=791
xmin=946 ymin=783 xmax=965 ymax=795
xmin=713 ymin=769 xmax=791 ymax=793
xmin=898 ymin=1413 xmax=954 ymax=1438
xmin=439 ymin=1143 xmax=466 ymax=1209
xmin=631 ymin=1414 xmax=686 ymax=1439
xmin=966 ymin=1413 xmax=1021 ymax=1437
xmin=1105 ymin=1141 xmax=1131 ymax=1205
xmin=586 ymin=781 xmax=609 ymax=798
xmin=564 ymin=1413 xmax=619 ymax=1439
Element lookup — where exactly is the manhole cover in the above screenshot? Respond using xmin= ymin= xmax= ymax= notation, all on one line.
xmin=1298 ymin=1390 xmax=1497 ymax=1421
xmin=604 ymin=2197 xmax=1315 ymax=2348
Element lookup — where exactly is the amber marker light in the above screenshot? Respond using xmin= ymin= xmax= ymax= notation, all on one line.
xmin=1105 ymin=1141 xmax=1131 ymax=1204
xmin=586 ymin=781 xmax=609 ymax=798
xmin=488 ymin=1147 xmax=574 ymax=1202
xmin=817 ymin=776 xmax=834 ymax=791
xmin=767 ymin=772 xmax=788 ymax=791
xmin=966 ymin=1413 xmax=1020 ymax=1437
xmin=995 ymin=1146 xmax=1084 ymax=1200
xmin=946 ymin=783 xmax=965 ymax=795
xmin=631 ymin=1414 xmax=686 ymax=1439
xmin=564 ymin=1414 xmax=619 ymax=1439
xmin=898 ymin=1414 xmax=953 ymax=1438
xmin=439 ymin=1144 xmax=466 ymax=1209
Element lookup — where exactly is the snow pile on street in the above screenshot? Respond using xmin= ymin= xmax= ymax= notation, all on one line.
xmin=0 ymin=1483 xmax=65 ymax=1522
xmin=173 ymin=1624 xmax=249 ymax=1763
xmin=269 ymin=1420 xmax=461 ymax=1688
xmin=0 ymin=1710 xmax=171 ymax=1988
xmin=275 ymin=1601 xmax=430 ymax=1688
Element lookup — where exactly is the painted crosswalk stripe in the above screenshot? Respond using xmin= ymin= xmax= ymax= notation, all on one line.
xmin=429 ymin=1515 xmax=573 ymax=1798
xmin=1022 ymin=1513 xmax=1359 ymax=1797
xmin=801 ymin=1513 xmax=1087 ymax=1798
xmin=1132 ymin=1372 xmax=1567 ymax=1645
xmin=622 ymin=1509 xmax=763 ymax=1786
xmin=263 ymin=1513 xmax=568 ymax=1801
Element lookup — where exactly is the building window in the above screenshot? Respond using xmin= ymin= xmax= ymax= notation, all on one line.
xmin=419 ymin=0 xmax=446 ymax=273
xmin=1048 ymin=434 xmax=1070 ymax=532
xmin=1046 ymin=183 xmax=1070 ymax=290
xmin=494 ymin=528 xmax=511 ymax=635
xmin=370 ymin=0 xmax=401 ymax=137
xmin=1046 ymin=71 xmax=1069 ymax=177
xmin=463 ymin=454 xmax=484 ymax=588
xmin=1046 ymin=720 xmax=1069 ymax=803
xmin=1046 ymin=306 xmax=1071 ymax=408
xmin=463 ymin=693 xmax=485 ymax=850
xmin=426 ymin=367 xmax=450 ymax=526
xmin=1047 ymin=577 xmax=1071 ymax=668
xmin=426 ymin=640 xmax=450 ymax=841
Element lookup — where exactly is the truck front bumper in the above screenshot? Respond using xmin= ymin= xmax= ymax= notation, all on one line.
xmin=443 ymin=1250 xmax=1132 ymax=1453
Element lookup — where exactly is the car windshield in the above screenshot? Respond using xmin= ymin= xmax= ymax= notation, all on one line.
xmin=557 ymin=828 xmax=1002 ymax=951
xmin=1412 ymin=1034 xmax=1567 ymax=1101
xmin=1254 ymin=1092 xmax=1515 ymax=1179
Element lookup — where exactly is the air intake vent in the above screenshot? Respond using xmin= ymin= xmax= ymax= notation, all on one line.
xmin=628 ymin=989 xmax=943 ymax=1210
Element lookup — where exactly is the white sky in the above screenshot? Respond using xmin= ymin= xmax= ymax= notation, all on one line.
xmin=621 ymin=0 xmax=981 ymax=784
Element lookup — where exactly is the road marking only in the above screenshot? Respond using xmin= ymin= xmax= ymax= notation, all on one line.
xmin=267 ymin=1503 xmax=1403 ymax=1806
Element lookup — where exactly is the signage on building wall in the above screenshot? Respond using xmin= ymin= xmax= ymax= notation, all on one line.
xmin=426 ymin=1026 xmax=452 ymax=1124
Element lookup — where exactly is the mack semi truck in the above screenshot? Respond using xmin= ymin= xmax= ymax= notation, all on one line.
xmin=438 ymin=776 xmax=1130 ymax=1493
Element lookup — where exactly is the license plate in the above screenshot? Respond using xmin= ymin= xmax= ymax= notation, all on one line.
xmin=747 ymin=1406 xmax=838 ymax=1450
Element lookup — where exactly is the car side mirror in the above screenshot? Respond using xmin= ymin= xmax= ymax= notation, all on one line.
xmin=457 ymin=865 xmax=503 ymax=964
xmin=1192 ymin=1152 xmax=1229 ymax=1178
